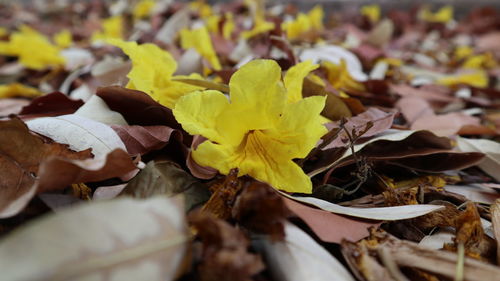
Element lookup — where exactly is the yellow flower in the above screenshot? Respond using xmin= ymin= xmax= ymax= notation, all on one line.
xmin=462 ymin=53 xmax=497 ymax=69
xmin=53 ymin=30 xmax=72 ymax=48
xmin=133 ymin=0 xmax=155 ymax=20
xmin=284 ymin=60 xmax=319 ymax=103
xmin=0 ymin=83 xmax=43 ymax=98
xmin=91 ymin=16 xmax=123 ymax=42
xmin=180 ymin=26 xmax=221 ymax=71
xmin=361 ymin=4 xmax=381 ymax=23
xmin=282 ymin=5 xmax=324 ymax=40
xmin=189 ymin=0 xmax=213 ymax=18
xmin=173 ymin=60 xmax=327 ymax=193
xmin=222 ymin=14 xmax=236 ymax=40
xmin=241 ymin=18 xmax=275 ymax=39
xmin=107 ymin=39 xmax=201 ymax=108
xmin=436 ymin=70 xmax=488 ymax=88
xmin=0 ymin=25 xmax=65 ymax=70
xmin=323 ymin=60 xmax=366 ymax=93
xmin=0 ymin=27 xmax=8 ymax=37
xmin=454 ymin=46 xmax=473 ymax=60
xmin=419 ymin=5 xmax=453 ymax=23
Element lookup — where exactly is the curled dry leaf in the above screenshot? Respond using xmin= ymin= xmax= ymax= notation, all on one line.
xmin=456 ymin=137 xmax=500 ymax=181
xmin=324 ymin=107 xmax=397 ymax=149
xmin=0 ymin=196 xmax=189 ymax=281
xmin=256 ymin=222 xmax=355 ymax=281
xmin=189 ymin=211 xmax=264 ymax=281
xmin=96 ymin=86 xmax=181 ymax=128
xmin=122 ymin=160 xmax=210 ymax=211
xmin=0 ymin=118 xmax=91 ymax=218
xmin=74 ymin=95 xmax=128 ymax=126
xmin=280 ymin=192 xmax=444 ymax=221
xmin=111 ymin=125 xmax=180 ymax=156
xmin=27 ymin=114 xmax=127 ymax=158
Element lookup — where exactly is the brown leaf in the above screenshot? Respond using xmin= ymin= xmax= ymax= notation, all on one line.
xmin=187 ymin=135 xmax=218 ymax=179
xmin=202 ymin=169 xmax=245 ymax=220
xmin=491 ymin=199 xmax=500 ymax=264
xmin=283 ymin=196 xmax=379 ymax=243
xmin=303 ymin=77 xmax=352 ymax=121
xmin=232 ymin=182 xmax=290 ymax=240
xmin=324 ymin=107 xmax=396 ymax=149
xmin=189 ymin=211 xmax=264 ymax=281
xmin=19 ymin=92 xmax=84 ymax=118
xmin=96 ymin=86 xmax=181 ymax=129
xmin=111 ymin=124 xmax=181 ymax=155
xmin=0 ymin=118 xmax=91 ymax=218
xmin=122 ymin=160 xmax=210 ymax=210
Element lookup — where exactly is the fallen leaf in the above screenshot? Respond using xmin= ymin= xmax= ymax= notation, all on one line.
xmin=0 ymin=98 xmax=30 ymax=117
xmin=490 ymin=199 xmax=500 ymax=264
xmin=74 ymin=95 xmax=128 ymax=125
xmin=256 ymin=222 xmax=355 ymax=281
xmin=96 ymin=86 xmax=181 ymax=128
xmin=27 ymin=114 xmax=127 ymax=158
xmin=324 ymin=107 xmax=396 ymax=149
xmin=281 ymin=192 xmax=444 ymax=220
xmin=0 ymin=118 xmax=91 ymax=218
xmin=122 ymin=159 xmax=210 ymax=210
xmin=111 ymin=125 xmax=180 ymax=155
xmin=190 ymin=211 xmax=264 ymax=281
xmin=0 ymin=196 xmax=189 ymax=281
xmin=456 ymin=137 xmax=500 ymax=181
xmin=19 ymin=91 xmax=84 ymax=118
xmin=283 ymin=196 xmax=378 ymax=243
xmin=365 ymin=19 xmax=394 ymax=48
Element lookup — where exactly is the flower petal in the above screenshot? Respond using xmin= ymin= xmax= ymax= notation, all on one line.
xmin=284 ymin=60 xmax=318 ymax=103
xmin=267 ymin=95 xmax=327 ymax=159
xmin=173 ymin=90 xmax=229 ymax=143
xmin=228 ymin=59 xmax=286 ymax=130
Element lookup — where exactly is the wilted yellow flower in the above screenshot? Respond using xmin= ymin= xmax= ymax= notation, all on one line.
xmin=133 ymin=0 xmax=155 ymax=20
xmin=0 ymin=25 xmax=65 ymax=70
xmin=282 ymin=5 xmax=324 ymax=40
xmin=173 ymin=60 xmax=327 ymax=193
xmin=107 ymin=39 xmax=201 ymax=108
xmin=462 ymin=53 xmax=497 ymax=69
xmin=419 ymin=5 xmax=453 ymax=23
xmin=361 ymin=4 xmax=381 ymax=23
xmin=436 ymin=70 xmax=488 ymax=88
xmin=0 ymin=83 xmax=43 ymax=98
xmin=323 ymin=60 xmax=366 ymax=93
xmin=241 ymin=18 xmax=275 ymax=39
xmin=454 ymin=46 xmax=473 ymax=60
xmin=180 ymin=26 xmax=221 ymax=71
xmin=91 ymin=16 xmax=123 ymax=42
xmin=53 ymin=30 xmax=72 ymax=48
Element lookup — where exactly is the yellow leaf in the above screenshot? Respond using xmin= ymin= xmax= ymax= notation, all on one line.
xmin=0 ymin=83 xmax=43 ymax=99
xmin=180 ymin=26 xmax=221 ymax=71
xmin=173 ymin=60 xmax=327 ymax=193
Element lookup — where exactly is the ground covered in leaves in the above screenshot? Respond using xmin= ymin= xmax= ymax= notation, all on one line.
xmin=0 ymin=1 xmax=500 ymax=280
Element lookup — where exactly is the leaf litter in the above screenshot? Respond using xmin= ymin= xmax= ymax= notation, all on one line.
xmin=0 ymin=1 xmax=500 ymax=280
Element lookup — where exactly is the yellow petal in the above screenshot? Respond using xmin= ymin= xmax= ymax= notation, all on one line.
xmin=455 ymin=46 xmax=473 ymax=60
xmin=53 ymin=30 xmax=72 ymax=48
xmin=241 ymin=19 xmax=275 ymax=39
xmin=284 ymin=60 xmax=319 ymax=103
xmin=308 ymin=5 xmax=324 ymax=30
xmin=269 ymin=95 xmax=327 ymax=159
xmin=173 ymin=90 xmax=229 ymax=143
xmin=436 ymin=70 xmax=488 ymax=88
xmin=92 ymin=16 xmax=123 ymax=41
xmin=361 ymin=4 xmax=381 ymax=23
xmin=227 ymin=59 xmax=286 ymax=130
xmin=0 ymin=83 xmax=43 ymax=98
xmin=0 ymin=26 xmax=65 ymax=70
xmin=133 ymin=0 xmax=155 ymax=20
xmin=420 ymin=5 xmax=453 ymax=23
xmin=180 ymin=27 xmax=221 ymax=70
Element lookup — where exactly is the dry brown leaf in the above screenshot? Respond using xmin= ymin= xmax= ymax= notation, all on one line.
xmin=189 ymin=211 xmax=264 ymax=281
xmin=0 ymin=118 xmax=91 ymax=218
xmin=111 ymin=125 xmax=181 ymax=155
xmin=491 ymin=199 xmax=500 ymax=264
xmin=19 ymin=92 xmax=84 ymax=118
